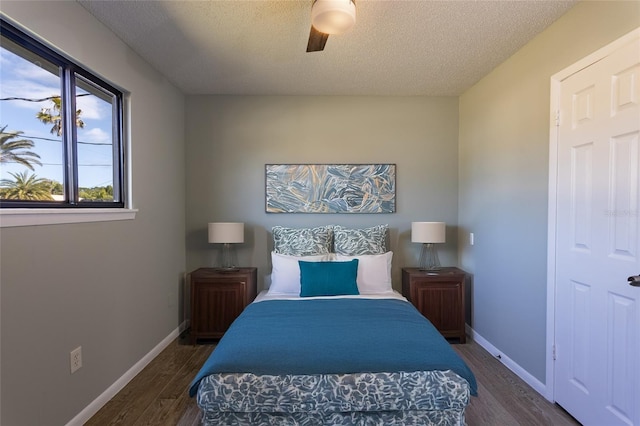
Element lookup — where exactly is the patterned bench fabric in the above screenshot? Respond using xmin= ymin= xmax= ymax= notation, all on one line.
xmin=197 ymin=370 xmax=470 ymax=425
xmin=202 ymin=409 xmax=466 ymax=426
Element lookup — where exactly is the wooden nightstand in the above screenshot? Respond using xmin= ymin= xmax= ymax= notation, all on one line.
xmin=402 ymin=267 xmax=467 ymax=343
xmin=188 ymin=267 xmax=257 ymax=344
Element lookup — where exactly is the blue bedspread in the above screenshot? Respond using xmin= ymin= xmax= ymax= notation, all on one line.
xmin=189 ymin=297 xmax=477 ymax=397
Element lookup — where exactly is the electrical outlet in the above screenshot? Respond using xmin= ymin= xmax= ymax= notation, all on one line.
xmin=70 ymin=346 xmax=82 ymax=374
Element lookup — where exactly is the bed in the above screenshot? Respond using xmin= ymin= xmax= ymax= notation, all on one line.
xmin=189 ymin=225 xmax=477 ymax=425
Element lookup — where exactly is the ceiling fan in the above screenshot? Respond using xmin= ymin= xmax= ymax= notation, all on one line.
xmin=306 ymin=0 xmax=356 ymax=52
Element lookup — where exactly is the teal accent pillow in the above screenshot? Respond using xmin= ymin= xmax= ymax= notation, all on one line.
xmin=299 ymin=260 xmax=359 ymax=297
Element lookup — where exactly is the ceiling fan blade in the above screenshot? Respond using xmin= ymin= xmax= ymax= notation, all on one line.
xmin=306 ymin=26 xmax=329 ymax=52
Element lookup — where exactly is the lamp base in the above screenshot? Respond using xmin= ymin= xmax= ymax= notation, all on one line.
xmin=418 ymin=243 xmax=441 ymax=271
xmin=216 ymin=243 xmax=239 ymax=271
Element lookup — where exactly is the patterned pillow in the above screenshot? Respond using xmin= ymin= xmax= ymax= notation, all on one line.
xmin=272 ymin=225 xmax=333 ymax=256
xmin=333 ymin=224 xmax=388 ymax=255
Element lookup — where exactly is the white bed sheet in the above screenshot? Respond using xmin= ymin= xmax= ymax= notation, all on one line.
xmin=253 ymin=289 xmax=407 ymax=303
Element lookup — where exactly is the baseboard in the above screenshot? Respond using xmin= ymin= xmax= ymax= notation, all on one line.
xmin=65 ymin=321 xmax=187 ymax=426
xmin=465 ymin=324 xmax=548 ymax=399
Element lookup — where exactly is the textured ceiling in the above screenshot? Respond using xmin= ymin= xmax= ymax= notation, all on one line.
xmin=77 ymin=0 xmax=578 ymax=96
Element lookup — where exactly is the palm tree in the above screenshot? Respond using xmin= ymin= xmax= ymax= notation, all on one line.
xmin=0 ymin=126 xmax=42 ymax=171
xmin=46 ymin=179 xmax=64 ymax=195
xmin=0 ymin=171 xmax=54 ymax=200
xmin=36 ymin=95 xmax=85 ymax=136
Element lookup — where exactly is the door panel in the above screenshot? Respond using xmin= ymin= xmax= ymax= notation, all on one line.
xmin=555 ymin=36 xmax=640 ymax=426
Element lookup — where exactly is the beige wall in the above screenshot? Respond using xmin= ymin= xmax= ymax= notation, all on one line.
xmin=185 ymin=96 xmax=461 ymax=291
xmin=458 ymin=0 xmax=640 ymax=383
xmin=2 ymin=1 xmax=638 ymax=423
xmin=0 ymin=2 xmax=186 ymax=425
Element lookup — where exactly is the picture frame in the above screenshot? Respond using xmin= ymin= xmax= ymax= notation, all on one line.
xmin=265 ymin=164 xmax=396 ymax=214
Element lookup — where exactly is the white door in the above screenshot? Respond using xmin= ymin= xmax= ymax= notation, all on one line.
xmin=554 ymin=35 xmax=640 ymax=426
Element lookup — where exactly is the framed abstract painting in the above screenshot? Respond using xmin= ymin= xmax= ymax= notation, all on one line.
xmin=265 ymin=164 xmax=396 ymax=214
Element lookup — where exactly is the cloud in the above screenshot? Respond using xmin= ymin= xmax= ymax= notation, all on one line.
xmin=79 ymin=127 xmax=111 ymax=145
xmin=1 ymin=50 xmax=106 ymax=120
xmin=76 ymin=95 xmax=105 ymax=120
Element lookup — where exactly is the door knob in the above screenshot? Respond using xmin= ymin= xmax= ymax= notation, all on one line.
xmin=628 ymin=275 xmax=640 ymax=287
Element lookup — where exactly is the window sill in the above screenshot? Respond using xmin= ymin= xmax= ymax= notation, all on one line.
xmin=0 ymin=208 xmax=138 ymax=228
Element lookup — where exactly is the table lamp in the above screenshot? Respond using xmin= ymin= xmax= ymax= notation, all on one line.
xmin=411 ymin=222 xmax=446 ymax=270
xmin=208 ymin=222 xmax=244 ymax=271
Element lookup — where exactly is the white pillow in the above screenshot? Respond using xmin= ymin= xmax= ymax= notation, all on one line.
xmin=336 ymin=251 xmax=393 ymax=294
xmin=268 ymin=251 xmax=333 ymax=295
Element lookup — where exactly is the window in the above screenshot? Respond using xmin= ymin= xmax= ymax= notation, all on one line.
xmin=0 ymin=18 xmax=125 ymax=209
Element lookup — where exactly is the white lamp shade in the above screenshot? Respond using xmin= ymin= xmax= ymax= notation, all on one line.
xmin=411 ymin=222 xmax=446 ymax=244
xmin=311 ymin=0 xmax=356 ymax=35
xmin=208 ymin=222 xmax=244 ymax=244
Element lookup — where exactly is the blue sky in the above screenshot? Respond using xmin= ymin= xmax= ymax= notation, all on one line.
xmin=1 ymin=43 xmax=114 ymax=188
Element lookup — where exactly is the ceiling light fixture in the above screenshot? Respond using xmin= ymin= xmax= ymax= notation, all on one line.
xmin=311 ymin=0 xmax=356 ymax=35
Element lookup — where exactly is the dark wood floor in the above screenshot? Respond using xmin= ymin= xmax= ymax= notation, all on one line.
xmin=452 ymin=342 xmax=579 ymax=426
xmin=86 ymin=335 xmax=580 ymax=425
